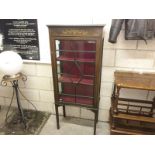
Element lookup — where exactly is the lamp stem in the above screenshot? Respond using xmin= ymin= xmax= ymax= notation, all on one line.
xmin=12 ymin=80 xmax=27 ymax=129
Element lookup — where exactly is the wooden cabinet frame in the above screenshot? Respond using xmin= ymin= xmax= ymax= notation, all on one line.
xmin=48 ymin=25 xmax=104 ymax=134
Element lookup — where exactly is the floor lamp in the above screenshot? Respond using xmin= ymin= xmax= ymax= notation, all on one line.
xmin=0 ymin=51 xmax=27 ymax=128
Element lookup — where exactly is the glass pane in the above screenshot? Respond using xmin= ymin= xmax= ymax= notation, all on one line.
xmin=56 ymin=40 xmax=96 ymax=51
xmin=56 ymin=40 xmax=96 ymax=63
xmin=56 ymin=40 xmax=96 ymax=106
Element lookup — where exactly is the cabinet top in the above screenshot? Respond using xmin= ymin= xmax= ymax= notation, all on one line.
xmin=47 ymin=24 xmax=105 ymax=27
xmin=47 ymin=25 xmax=104 ymax=37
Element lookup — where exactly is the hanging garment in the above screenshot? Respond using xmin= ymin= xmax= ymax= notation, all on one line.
xmin=108 ymin=19 xmax=155 ymax=43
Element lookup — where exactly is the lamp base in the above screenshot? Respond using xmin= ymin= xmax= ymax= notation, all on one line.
xmin=1 ymin=72 xmax=27 ymax=129
xmin=2 ymin=73 xmax=23 ymax=81
xmin=1 ymin=73 xmax=27 ymax=85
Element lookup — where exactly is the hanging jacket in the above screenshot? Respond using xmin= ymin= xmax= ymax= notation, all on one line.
xmin=108 ymin=19 xmax=155 ymax=43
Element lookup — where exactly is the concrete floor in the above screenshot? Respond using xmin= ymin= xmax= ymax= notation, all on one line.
xmin=0 ymin=106 xmax=110 ymax=135
xmin=40 ymin=115 xmax=110 ymax=135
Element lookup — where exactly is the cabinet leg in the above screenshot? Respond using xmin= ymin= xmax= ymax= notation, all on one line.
xmin=55 ymin=105 xmax=60 ymax=129
xmin=63 ymin=105 xmax=66 ymax=117
xmin=96 ymin=110 xmax=99 ymax=123
xmin=94 ymin=111 xmax=98 ymax=135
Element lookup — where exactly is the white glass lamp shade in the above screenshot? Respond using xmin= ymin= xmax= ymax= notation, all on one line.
xmin=0 ymin=51 xmax=23 ymax=76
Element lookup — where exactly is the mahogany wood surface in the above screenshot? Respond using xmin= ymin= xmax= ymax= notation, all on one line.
xmin=110 ymin=70 xmax=155 ymax=135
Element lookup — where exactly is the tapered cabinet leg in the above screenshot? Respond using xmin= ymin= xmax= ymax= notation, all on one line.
xmin=63 ymin=105 xmax=66 ymax=117
xmin=96 ymin=110 xmax=99 ymax=123
xmin=94 ymin=111 xmax=98 ymax=135
xmin=55 ymin=104 xmax=60 ymax=129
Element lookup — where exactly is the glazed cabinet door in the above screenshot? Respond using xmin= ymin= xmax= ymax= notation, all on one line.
xmin=52 ymin=39 xmax=100 ymax=107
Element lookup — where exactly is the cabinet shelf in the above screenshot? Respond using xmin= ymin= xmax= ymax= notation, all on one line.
xmin=58 ymin=75 xmax=94 ymax=85
xmin=56 ymin=50 xmax=96 ymax=53
xmin=57 ymin=55 xmax=95 ymax=63
xmin=60 ymin=93 xmax=94 ymax=99
xmin=59 ymin=94 xmax=93 ymax=105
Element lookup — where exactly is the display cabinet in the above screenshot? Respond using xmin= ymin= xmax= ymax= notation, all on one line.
xmin=48 ymin=25 xmax=104 ymax=134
